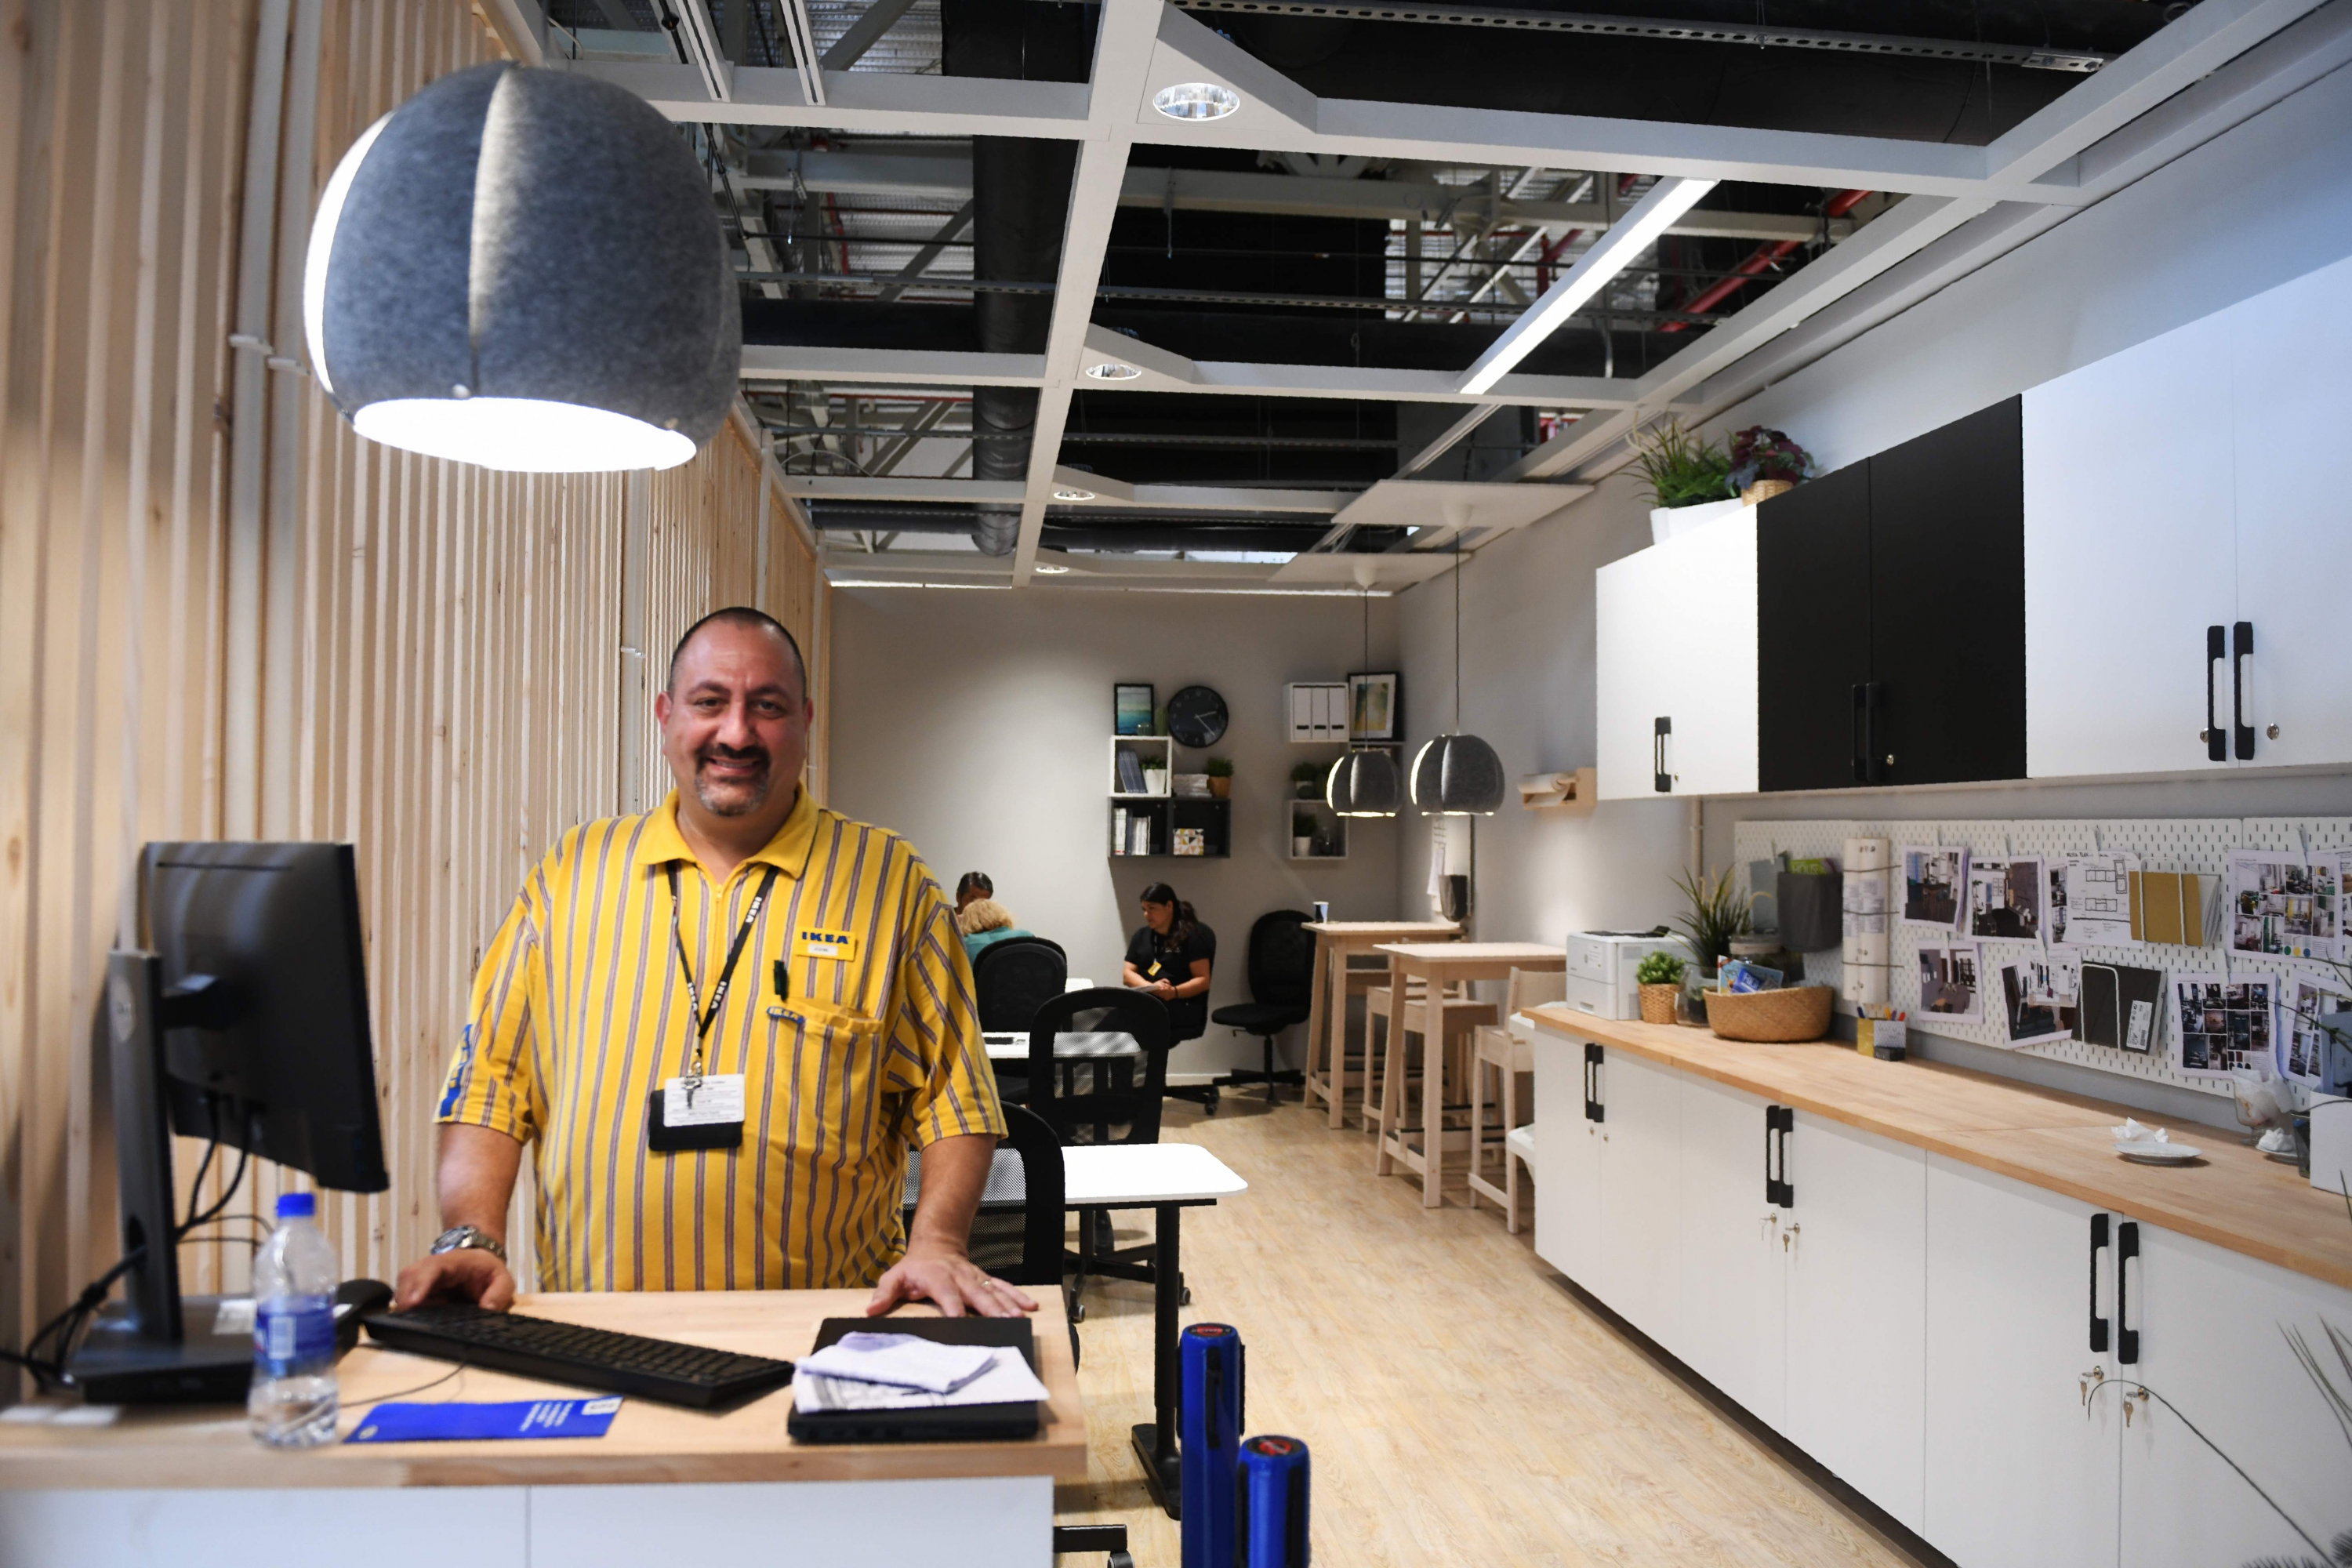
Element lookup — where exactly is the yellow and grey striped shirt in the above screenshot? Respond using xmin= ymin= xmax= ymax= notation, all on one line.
xmin=436 ymin=788 xmax=1006 ymax=1292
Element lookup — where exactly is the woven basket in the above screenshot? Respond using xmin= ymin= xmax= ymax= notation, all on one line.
xmin=1638 ymin=983 xmax=1680 ymax=1025
xmin=1704 ymin=985 xmax=1835 ymax=1044
xmin=1741 ymin=477 xmax=1796 ymax=505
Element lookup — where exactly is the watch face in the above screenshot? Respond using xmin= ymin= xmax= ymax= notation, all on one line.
xmin=1167 ymin=684 xmax=1229 ymax=748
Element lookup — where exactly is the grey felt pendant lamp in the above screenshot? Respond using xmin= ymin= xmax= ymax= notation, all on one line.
xmin=1328 ymin=586 xmax=1402 ymax=817
xmin=1412 ymin=549 xmax=1506 ymax=815
xmin=303 ymin=62 xmax=739 ymax=473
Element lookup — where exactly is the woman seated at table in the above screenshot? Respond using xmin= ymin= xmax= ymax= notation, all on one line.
xmin=1123 ymin=881 xmax=1214 ymax=1042
xmin=957 ymin=897 xmax=1035 ymax=963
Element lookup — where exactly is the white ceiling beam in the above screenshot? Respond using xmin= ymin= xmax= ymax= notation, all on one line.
xmin=739 ymin=345 xmax=1044 ymax=387
xmin=779 ymin=474 xmax=1357 ymax=511
xmin=1007 ymin=0 xmax=1185 ymax=587
xmin=568 ymin=60 xmax=1092 ymax=138
xmin=1397 ymin=404 xmax=1502 ymax=476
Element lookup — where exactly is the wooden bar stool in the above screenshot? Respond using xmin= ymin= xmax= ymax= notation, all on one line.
xmin=1368 ymin=982 xmax=1497 ymax=1181
xmin=1466 ymin=967 xmax=1566 ymax=1232
xmin=1305 ymin=954 xmax=1391 ymax=1123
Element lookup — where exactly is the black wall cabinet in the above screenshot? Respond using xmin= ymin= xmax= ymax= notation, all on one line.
xmin=1755 ymin=398 xmax=2026 ymax=793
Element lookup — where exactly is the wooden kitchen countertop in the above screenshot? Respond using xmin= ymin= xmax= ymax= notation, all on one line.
xmin=0 ymin=1290 xmax=1087 ymax=1490
xmin=1525 ymin=1006 xmax=2352 ymax=1294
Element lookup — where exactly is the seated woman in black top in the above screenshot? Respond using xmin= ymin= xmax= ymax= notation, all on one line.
xmin=1122 ymin=882 xmax=1215 ymax=1041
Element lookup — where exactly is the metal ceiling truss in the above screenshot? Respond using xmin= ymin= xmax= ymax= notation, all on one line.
xmin=560 ymin=0 xmax=2338 ymax=583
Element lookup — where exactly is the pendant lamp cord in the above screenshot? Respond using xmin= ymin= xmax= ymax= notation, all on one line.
xmin=1453 ymin=544 xmax=1464 ymax=731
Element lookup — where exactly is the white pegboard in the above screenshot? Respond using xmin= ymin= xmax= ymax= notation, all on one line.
xmin=1726 ymin=815 xmax=2331 ymax=1102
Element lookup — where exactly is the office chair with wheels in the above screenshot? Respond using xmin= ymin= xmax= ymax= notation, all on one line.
xmin=1210 ymin=908 xmax=1316 ymax=1102
xmin=972 ymin=936 xmax=1067 ymax=1044
xmin=1024 ymin=987 xmax=1179 ymax=1307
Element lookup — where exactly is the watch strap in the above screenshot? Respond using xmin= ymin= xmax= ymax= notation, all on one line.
xmin=430 ymin=1224 xmax=507 ymax=1264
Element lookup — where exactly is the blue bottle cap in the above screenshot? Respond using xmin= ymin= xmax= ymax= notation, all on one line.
xmin=275 ymin=1192 xmax=316 ymax=1220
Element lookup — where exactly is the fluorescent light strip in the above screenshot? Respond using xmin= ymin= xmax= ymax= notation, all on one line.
xmin=1456 ymin=176 xmax=1716 ymax=396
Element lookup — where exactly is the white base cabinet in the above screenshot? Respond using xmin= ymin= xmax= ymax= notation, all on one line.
xmin=1530 ymin=1028 xmax=2352 ymax=1568
xmin=1922 ymin=1158 xmax=2122 ymax=1568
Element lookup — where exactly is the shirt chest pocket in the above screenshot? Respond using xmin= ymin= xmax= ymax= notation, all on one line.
xmin=764 ymin=1002 xmax=891 ymax=1165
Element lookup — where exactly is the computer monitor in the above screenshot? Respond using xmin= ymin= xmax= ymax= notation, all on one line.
xmin=74 ymin=841 xmax=388 ymax=1402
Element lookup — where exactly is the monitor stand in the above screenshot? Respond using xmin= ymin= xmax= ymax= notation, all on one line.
xmin=66 ymin=952 xmax=250 ymax=1405
xmin=69 ymin=1296 xmax=252 ymax=1404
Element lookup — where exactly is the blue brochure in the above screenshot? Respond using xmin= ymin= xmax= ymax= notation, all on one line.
xmin=347 ymin=1396 xmax=622 ymax=1443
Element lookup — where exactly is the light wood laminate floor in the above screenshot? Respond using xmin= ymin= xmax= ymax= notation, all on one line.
xmin=1051 ymin=1096 xmax=1924 ymax=1566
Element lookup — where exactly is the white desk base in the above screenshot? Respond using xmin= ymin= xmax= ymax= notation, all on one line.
xmin=0 ymin=1473 xmax=1051 ymax=1567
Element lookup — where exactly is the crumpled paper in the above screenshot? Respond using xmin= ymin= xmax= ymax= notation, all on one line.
xmin=2111 ymin=1118 xmax=2169 ymax=1145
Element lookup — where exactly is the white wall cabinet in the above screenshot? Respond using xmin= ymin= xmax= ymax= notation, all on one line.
xmin=2120 ymin=1222 xmax=2352 ymax=1568
xmin=1594 ymin=509 xmax=1758 ymax=800
xmin=2025 ymin=252 xmax=2352 ymax=780
xmin=1922 ymin=1158 xmax=2121 ymax=1568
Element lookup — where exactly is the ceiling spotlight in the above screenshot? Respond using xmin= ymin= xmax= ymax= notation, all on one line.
xmin=1084 ymin=361 xmax=1142 ymax=382
xmin=1052 ymin=487 xmax=1097 ymax=502
xmin=304 ymin=63 xmax=738 ymax=472
xmin=1152 ymin=82 xmax=1240 ymax=122
xmin=1033 ymin=563 xmax=1073 ymax=575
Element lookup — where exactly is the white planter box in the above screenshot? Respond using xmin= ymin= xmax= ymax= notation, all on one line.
xmin=1649 ymin=495 xmax=1748 ymax=545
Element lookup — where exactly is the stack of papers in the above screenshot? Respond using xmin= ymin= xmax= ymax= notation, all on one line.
xmin=792 ymin=1331 xmax=1049 ymax=1414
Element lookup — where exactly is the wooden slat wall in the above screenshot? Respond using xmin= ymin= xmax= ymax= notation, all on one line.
xmin=0 ymin=0 xmax=824 ymax=1369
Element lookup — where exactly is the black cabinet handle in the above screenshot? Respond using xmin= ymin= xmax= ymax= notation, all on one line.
xmin=2117 ymin=1220 xmax=2140 ymax=1365
xmin=1762 ymin=1102 xmax=1777 ymax=1205
xmin=1850 ymin=684 xmax=1868 ymax=784
xmin=1584 ymin=1040 xmax=1605 ymax=1123
xmin=2232 ymin=621 xmax=2255 ymax=760
xmin=2089 ymin=1213 xmax=2111 ymax=1353
xmin=1775 ymin=1105 xmax=1795 ymax=1208
xmin=1764 ymin=1105 xmax=1794 ymax=1207
xmin=2205 ymin=625 xmax=2227 ymax=763
xmin=1653 ymin=716 xmax=1672 ymax=793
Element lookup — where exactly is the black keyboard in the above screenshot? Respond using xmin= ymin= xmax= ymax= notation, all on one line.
xmin=361 ymin=1303 xmax=797 ymax=1410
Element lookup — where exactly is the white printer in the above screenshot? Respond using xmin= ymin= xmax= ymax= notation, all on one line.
xmin=1561 ymin=928 xmax=1687 ymax=1021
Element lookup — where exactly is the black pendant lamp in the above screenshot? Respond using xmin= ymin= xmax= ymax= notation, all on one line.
xmin=303 ymin=63 xmax=739 ymax=473
xmin=1412 ymin=548 xmax=1506 ymax=815
xmin=1328 ymin=586 xmax=1402 ymax=816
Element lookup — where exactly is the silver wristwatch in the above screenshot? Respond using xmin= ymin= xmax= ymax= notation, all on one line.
xmin=430 ymin=1224 xmax=507 ymax=1264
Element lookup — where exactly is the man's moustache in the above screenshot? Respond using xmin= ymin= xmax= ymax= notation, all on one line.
xmin=699 ymin=749 xmax=769 ymax=770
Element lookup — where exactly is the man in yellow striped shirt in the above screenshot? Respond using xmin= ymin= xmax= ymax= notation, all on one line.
xmin=395 ymin=608 xmax=1030 ymax=1318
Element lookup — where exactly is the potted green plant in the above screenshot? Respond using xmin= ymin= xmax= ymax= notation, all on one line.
xmin=1290 ymin=760 xmax=1323 ymax=800
xmin=1204 ymin=756 xmax=1234 ymax=800
xmin=1670 ymin=863 xmax=1753 ymax=1026
xmin=1635 ymin=950 xmax=1686 ymax=1025
xmin=1631 ymin=419 xmax=1736 ymax=545
xmin=1728 ymin=426 xmax=1814 ymax=505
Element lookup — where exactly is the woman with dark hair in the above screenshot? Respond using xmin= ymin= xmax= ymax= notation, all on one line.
xmin=954 ymin=871 xmax=993 ymax=913
xmin=1122 ymin=881 xmax=1215 ymax=1041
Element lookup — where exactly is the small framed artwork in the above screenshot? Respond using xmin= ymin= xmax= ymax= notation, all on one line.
xmin=1347 ymin=671 xmax=1400 ymax=741
xmin=1114 ymin=683 xmax=1155 ymax=736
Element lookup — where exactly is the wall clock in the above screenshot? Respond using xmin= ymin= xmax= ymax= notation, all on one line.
xmin=1166 ymin=684 xmax=1229 ymax=748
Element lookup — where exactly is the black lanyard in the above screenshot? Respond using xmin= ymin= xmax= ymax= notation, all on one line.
xmin=666 ymin=863 xmax=779 ymax=1077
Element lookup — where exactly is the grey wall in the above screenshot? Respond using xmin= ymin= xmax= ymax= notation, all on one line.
xmin=829 ymin=584 xmax=1403 ymax=1078
xmin=1396 ymin=58 xmax=2352 ymax=1124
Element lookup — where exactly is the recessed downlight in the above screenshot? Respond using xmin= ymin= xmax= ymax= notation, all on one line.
xmin=1153 ymin=82 xmax=1240 ymax=121
xmin=1085 ymin=361 xmax=1142 ymax=382
xmin=1052 ymin=487 xmax=1097 ymax=502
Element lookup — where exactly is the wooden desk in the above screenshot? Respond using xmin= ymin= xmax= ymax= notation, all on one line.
xmin=1524 ymin=1006 xmax=2352 ymax=1291
xmin=1374 ymin=942 xmax=1566 ymax=1207
xmin=1300 ymin=920 xmax=1459 ymax=1128
xmin=0 ymin=1290 xmax=1084 ymax=1568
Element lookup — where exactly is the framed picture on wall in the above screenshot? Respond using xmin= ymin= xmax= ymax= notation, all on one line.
xmin=1347 ymin=671 xmax=1400 ymax=741
xmin=1114 ymin=683 xmax=1155 ymax=736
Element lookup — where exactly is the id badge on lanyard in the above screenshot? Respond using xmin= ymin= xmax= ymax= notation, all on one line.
xmin=646 ymin=865 xmax=775 ymax=1153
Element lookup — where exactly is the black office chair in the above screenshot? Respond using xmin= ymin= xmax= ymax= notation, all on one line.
xmin=1210 ymin=909 xmax=1316 ymax=1102
xmin=971 ymin=936 xmax=1066 ymax=1034
xmin=1024 ymin=987 xmax=1178 ymax=1307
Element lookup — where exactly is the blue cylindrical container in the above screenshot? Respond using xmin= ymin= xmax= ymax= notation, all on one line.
xmin=1235 ymin=1435 xmax=1310 ymax=1567
xmin=1179 ymin=1323 xmax=1243 ymax=1566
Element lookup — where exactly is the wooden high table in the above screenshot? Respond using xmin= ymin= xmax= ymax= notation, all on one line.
xmin=1300 ymin=920 xmax=1459 ymax=1128
xmin=1373 ymin=941 xmax=1567 ymax=1207
xmin=0 ymin=1290 xmax=1087 ymax=1568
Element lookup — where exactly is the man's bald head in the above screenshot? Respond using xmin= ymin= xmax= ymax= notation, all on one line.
xmin=668 ymin=607 xmax=808 ymax=703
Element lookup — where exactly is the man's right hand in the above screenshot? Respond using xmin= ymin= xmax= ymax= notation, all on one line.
xmin=394 ymin=1247 xmax=516 ymax=1311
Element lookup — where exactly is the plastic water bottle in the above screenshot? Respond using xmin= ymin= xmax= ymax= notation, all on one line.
xmin=249 ymin=1192 xmax=340 ymax=1447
